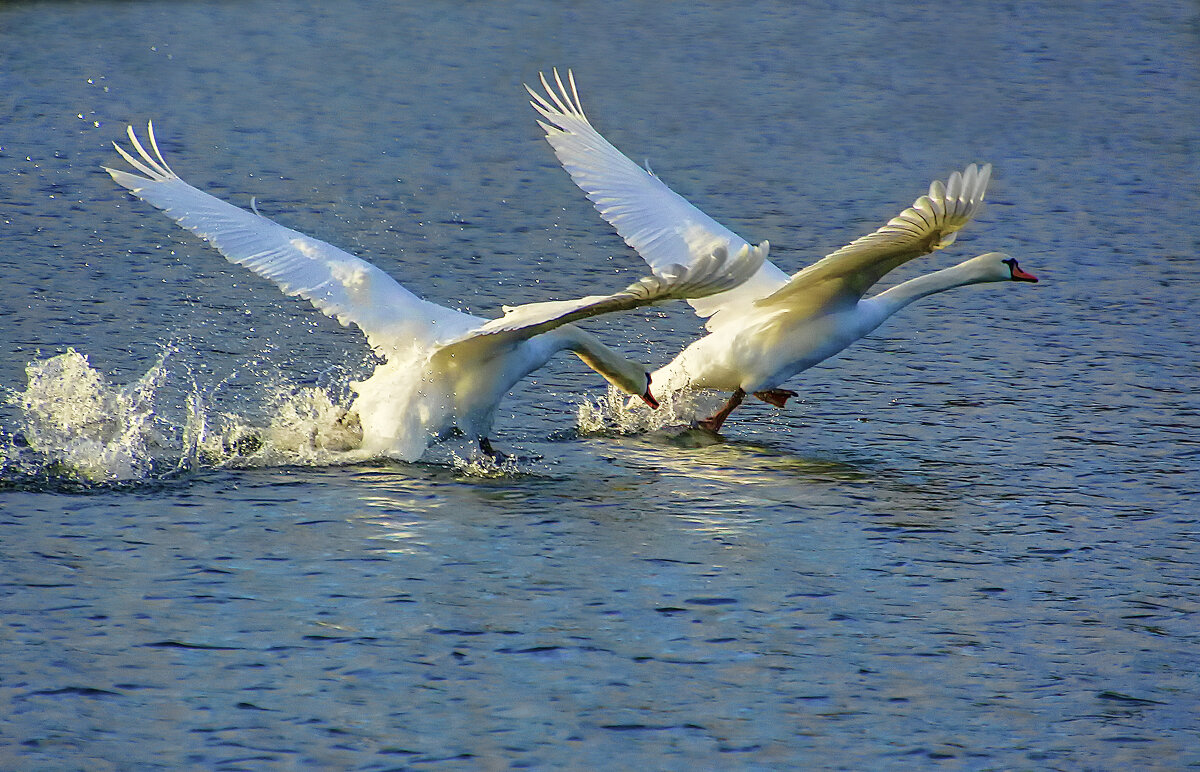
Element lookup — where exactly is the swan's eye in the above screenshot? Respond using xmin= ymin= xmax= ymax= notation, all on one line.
xmin=1001 ymin=258 xmax=1016 ymax=268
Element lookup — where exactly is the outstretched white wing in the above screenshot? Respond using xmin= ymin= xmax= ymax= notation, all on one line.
xmin=105 ymin=123 xmax=479 ymax=357
xmin=528 ymin=69 xmax=787 ymax=324
xmin=756 ymin=163 xmax=992 ymax=314
xmin=462 ymin=240 xmax=766 ymax=347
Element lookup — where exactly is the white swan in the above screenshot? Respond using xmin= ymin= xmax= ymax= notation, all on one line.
xmin=105 ymin=123 xmax=764 ymax=457
xmin=528 ymin=70 xmax=1038 ymax=432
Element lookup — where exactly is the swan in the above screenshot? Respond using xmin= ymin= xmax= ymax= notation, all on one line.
xmin=105 ymin=123 xmax=764 ymax=458
xmin=527 ymin=70 xmax=1038 ymax=432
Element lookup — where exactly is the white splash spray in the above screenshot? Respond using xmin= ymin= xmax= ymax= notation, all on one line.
xmin=11 ymin=349 xmax=168 ymax=481
xmin=7 ymin=348 xmax=371 ymax=482
xmin=575 ymin=384 xmax=717 ymax=436
xmin=4 ymin=343 xmax=483 ymax=483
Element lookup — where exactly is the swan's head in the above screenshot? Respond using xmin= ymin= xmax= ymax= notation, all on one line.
xmin=567 ymin=330 xmax=660 ymax=409
xmin=969 ymin=252 xmax=1038 ymax=283
xmin=604 ymin=367 xmax=662 ymax=410
xmin=606 ymin=369 xmax=658 ymax=409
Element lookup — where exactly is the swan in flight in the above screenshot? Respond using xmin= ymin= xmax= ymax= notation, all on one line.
xmin=105 ymin=123 xmax=764 ymax=457
xmin=528 ymin=70 xmax=1038 ymax=432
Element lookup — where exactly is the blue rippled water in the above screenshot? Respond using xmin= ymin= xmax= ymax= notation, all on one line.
xmin=2 ymin=1 xmax=1198 ymax=768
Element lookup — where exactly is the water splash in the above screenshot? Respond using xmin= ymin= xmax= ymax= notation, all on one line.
xmin=576 ymin=384 xmax=717 ymax=436
xmin=2 ymin=344 xmax=516 ymax=486
xmin=3 ymin=348 xmax=378 ymax=484
xmin=179 ymin=383 xmax=368 ymax=470
xmin=9 ymin=348 xmax=168 ymax=482
xmin=449 ymin=451 xmax=525 ymax=478
xmin=263 ymin=386 xmax=364 ymax=458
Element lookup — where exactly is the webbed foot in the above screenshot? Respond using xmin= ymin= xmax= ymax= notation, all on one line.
xmin=695 ymin=388 xmax=746 ymax=432
xmin=753 ymin=388 xmax=798 ymax=408
xmin=478 ymin=437 xmax=509 ymax=459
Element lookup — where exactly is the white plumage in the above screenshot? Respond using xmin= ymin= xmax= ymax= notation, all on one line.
xmin=106 ymin=122 xmax=764 ymax=456
xmin=529 ymin=70 xmax=1038 ymax=431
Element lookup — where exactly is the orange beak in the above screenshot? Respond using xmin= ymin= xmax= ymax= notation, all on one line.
xmin=1011 ymin=264 xmax=1038 ymax=282
xmin=641 ymin=389 xmax=660 ymax=409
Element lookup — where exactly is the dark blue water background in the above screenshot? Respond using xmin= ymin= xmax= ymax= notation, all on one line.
xmin=2 ymin=1 xmax=1198 ymax=768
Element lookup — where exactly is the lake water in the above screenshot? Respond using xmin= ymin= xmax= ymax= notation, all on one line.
xmin=2 ymin=1 xmax=1198 ymax=768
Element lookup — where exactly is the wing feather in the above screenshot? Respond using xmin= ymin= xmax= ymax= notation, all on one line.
xmin=756 ymin=163 xmax=992 ymax=312
xmin=459 ymin=240 xmax=767 ymax=347
xmin=527 ymin=69 xmax=789 ymax=322
xmin=105 ymin=123 xmax=478 ymax=356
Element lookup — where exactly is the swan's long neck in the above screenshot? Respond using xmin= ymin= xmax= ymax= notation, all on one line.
xmin=868 ymin=259 xmax=996 ymax=320
xmin=556 ymin=325 xmax=645 ymax=393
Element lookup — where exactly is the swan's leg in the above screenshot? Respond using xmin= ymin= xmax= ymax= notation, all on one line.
xmin=696 ymin=388 xmax=745 ymax=432
xmin=479 ymin=437 xmax=503 ymax=457
xmin=753 ymin=388 xmax=797 ymax=409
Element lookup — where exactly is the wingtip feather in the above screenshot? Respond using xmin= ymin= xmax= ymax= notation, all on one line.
xmin=110 ymin=121 xmax=179 ymax=182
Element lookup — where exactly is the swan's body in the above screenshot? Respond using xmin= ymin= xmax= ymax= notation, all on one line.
xmin=528 ymin=71 xmax=1038 ymax=431
xmin=105 ymin=123 xmax=763 ymax=457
